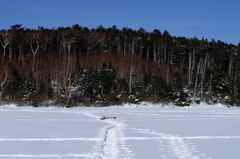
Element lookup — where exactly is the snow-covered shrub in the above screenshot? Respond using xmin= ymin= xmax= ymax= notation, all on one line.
xmin=94 ymin=95 xmax=108 ymax=106
xmin=21 ymin=73 xmax=36 ymax=102
xmin=172 ymin=90 xmax=191 ymax=106
xmin=222 ymin=95 xmax=234 ymax=106
xmin=128 ymin=92 xmax=143 ymax=104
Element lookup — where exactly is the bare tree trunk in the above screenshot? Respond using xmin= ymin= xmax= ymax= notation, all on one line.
xmin=157 ymin=43 xmax=161 ymax=64
xmin=9 ymin=43 xmax=13 ymax=60
xmin=147 ymin=45 xmax=149 ymax=61
xmin=117 ymin=38 xmax=121 ymax=54
xmin=18 ymin=45 xmax=24 ymax=66
xmin=0 ymin=68 xmax=12 ymax=105
xmin=233 ymin=70 xmax=238 ymax=104
xmin=31 ymin=41 xmax=40 ymax=57
xmin=67 ymin=44 xmax=71 ymax=55
xmin=1 ymin=47 xmax=6 ymax=64
xmin=153 ymin=42 xmax=157 ymax=62
xmin=209 ymin=73 xmax=212 ymax=94
xmin=0 ymin=92 xmax=3 ymax=105
xmin=124 ymin=42 xmax=126 ymax=54
xmin=166 ymin=49 xmax=172 ymax=84
xmin=188 ymin=52 xmax=192 ymax=87
xmin=0 ymin=30 xmax=14 ymax=64
xmin=163 ymin=43 xmax=167 ymax=63
xmin=139 ymin=45 xmax=143 ymax=58
xmin=58 ymin=70 xmax=80 ymax=106
xmin=131 ymin=40 xmax=135 ymax=55
xmin=193 ymin=58 xmax=203 ymax=102
xmin=166 ymin=64 xmax=169 ymax=85
xmin=66 ymin=55 xmax=71 ymax=76
xmin=209 ymin=57 xmax=214 ymax=94
xmin=129 ymin=65 xmax=133 ymax=94
xmin=129 ymin=65 xmax=137 ymax=94
xmin=228 ymin=53 xmax=233 ymax=76
xmin=200 ymin=54 xmax=208 ymax=99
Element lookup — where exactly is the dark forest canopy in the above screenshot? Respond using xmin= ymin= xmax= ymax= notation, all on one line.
xmin=0 ymin=24 xmax=240 ymax=107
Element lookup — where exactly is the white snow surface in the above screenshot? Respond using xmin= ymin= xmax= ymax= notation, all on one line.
xmin=0 ymin=103 xmax=240 ymax=159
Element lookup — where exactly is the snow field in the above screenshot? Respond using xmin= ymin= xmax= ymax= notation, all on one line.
xmin=0 ymin=104 xmax=240 ymax=159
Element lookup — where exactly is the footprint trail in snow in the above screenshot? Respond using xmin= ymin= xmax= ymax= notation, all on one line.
xmin=83 ymin=112 xmax=134 ymax=159
xmin=132 ymin=128 xmax=209 ymax=159
xmin=83 ymin=112 xmax=208 ymax=159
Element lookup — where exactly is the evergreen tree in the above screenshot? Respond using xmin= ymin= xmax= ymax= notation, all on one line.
xmin=81 ymin=67 xmax=99 ymax=101
xmin=172 ymin=71 xmax=191 ymax=106
xmin=98 ymin=62 xmax=116 ymax=94
xmin=22 ymin=72 xmax=36 ymax=104
xmin=151 ymin=70 xmax=170 ymax=101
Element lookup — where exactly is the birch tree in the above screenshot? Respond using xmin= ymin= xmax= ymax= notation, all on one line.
xmin=60 ymin=29 xmax=76 ymax=55
xmin=129 ymin=65 xmax=138 ymax=94
xmin=26 ymin=30 xmax=41 ymax=57
xmin=40 ymin=28 xmax=53 ymax=52
xmin=0 ymin=66 xmax=12 ymax=105
xmin=58 ymin=72 xmax=81 ymax=106
xmin=0 ymin=30 xmax=14 ymax=63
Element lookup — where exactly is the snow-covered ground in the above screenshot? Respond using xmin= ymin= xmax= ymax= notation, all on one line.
xmin=0 ymin=103 xmax=240 ymax=159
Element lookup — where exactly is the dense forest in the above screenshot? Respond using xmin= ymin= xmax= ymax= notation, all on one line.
xmin=0 ymin=24 xmax=240 ymax=107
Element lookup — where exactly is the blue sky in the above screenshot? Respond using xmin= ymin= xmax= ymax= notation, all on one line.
xmin=1 ymin=0 xmax=240 ymax=45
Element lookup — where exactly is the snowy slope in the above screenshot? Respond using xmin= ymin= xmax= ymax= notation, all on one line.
xmin=0 ymin=103 xmax=239 ymax=159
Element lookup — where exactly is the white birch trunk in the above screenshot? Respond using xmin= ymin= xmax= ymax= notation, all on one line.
xmin=188 ymin=53 xmax=192 ymax=87
xmin=129 ymin=66 xmax=133 ymax=94
xmin=0 ymin=92 xmax=3 ymax=105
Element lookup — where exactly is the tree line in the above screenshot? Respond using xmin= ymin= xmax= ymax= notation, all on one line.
xmin=0 ymin=24 xmax=240 ymax=107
